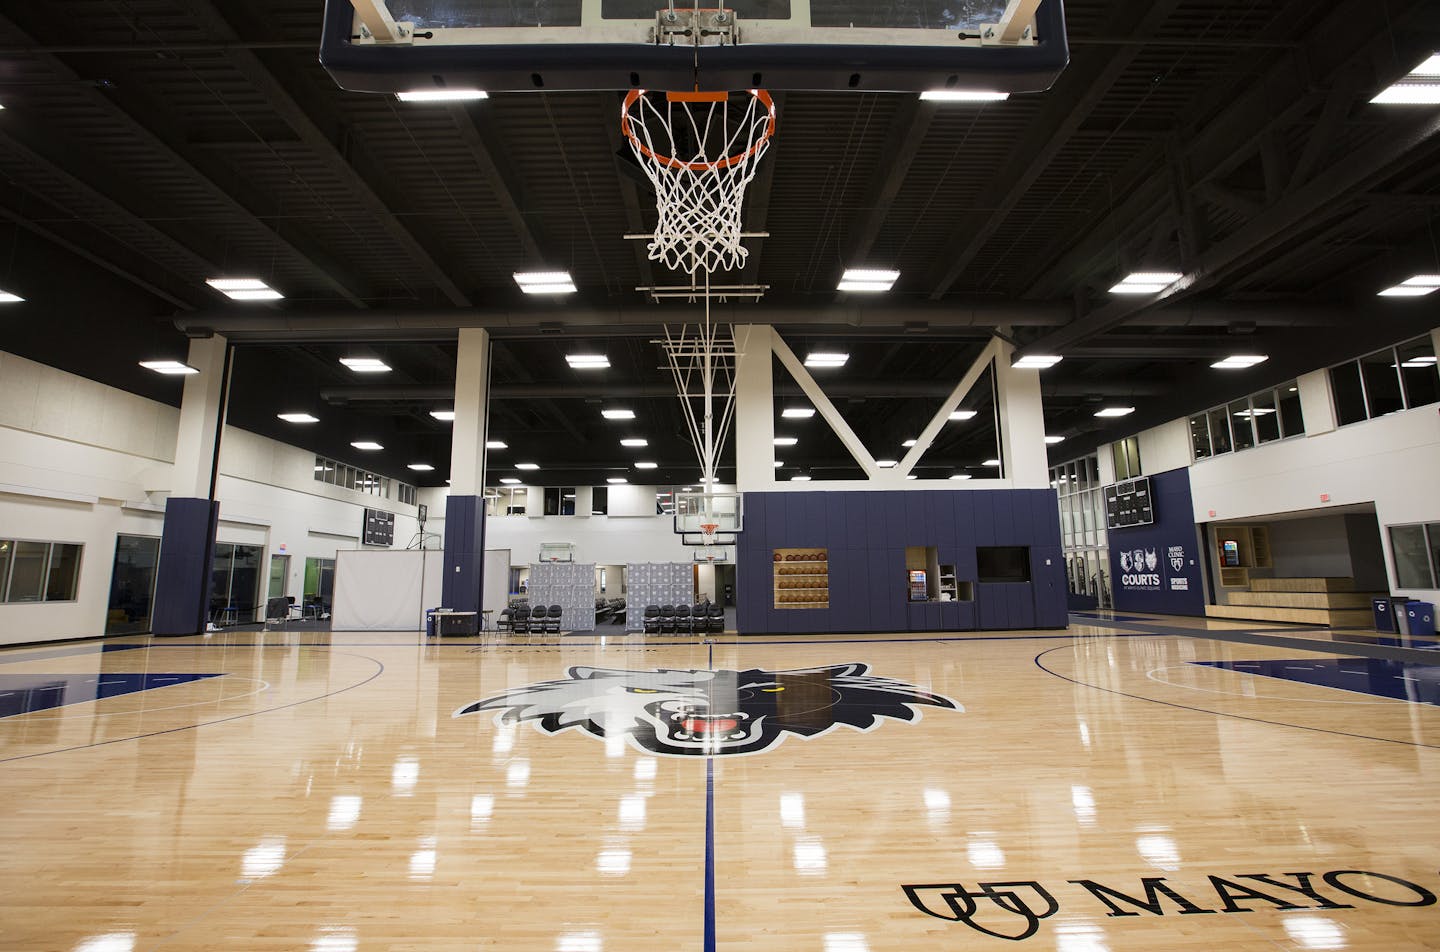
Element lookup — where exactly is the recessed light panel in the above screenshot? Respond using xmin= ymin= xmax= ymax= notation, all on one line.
xmin=500 ymin=477 xmax=521 ymax=485
xmin=949 ymin=410 xmax=978 ymax=421
xmin=140 ymin=360 xmax=199 ymax=375
xmin=781 ymin=408 xmax=816 ymax=419
xmin=773 ymin=437 xmax=798 ymax=446
xmin=430 ymin=410 xmax=456 ymax=421
xmin=408 ymin=463 xmax=434 ymax=471
xmin=566 ymin=353 xmax=610 ymax=369
xmin=1372 ymin=56 xmax=1440 ymax=104
xmin=515 ymin=271 xmax=577 ymax=294
xmin=340 ymin=357 xmax=391 ymax=374
xmin=920 ymin=90 xmax=1009 ymax=102
xmin=206 ymin=277 xmax=283 ymax=301
xmin=635 ymin=462 xmax=658 ymax=470
xmin=1094 ymin=407 xmax=1136 ymax=418
xmin=902 ymin=439 xmax=918 ymax=447
xmin=350 ymin=441 xmax=383 ymax=451
xmin=790 ymin=475 xmax=812 ymax=482
xmin=949 ymin=474 xmax=972 ymax=481
xmin=607 ymin=477 xmax=628 ymax=484
xmin=804 ymin=352 xmax=849 ymax=368
xmin=1044 ymin=435 xmax=1066 ymax=444
xmin=620 ymin=438 xmax=648 ymax=448
xmin=838 ymin=268 xmax=900 ymax=292
xmin=1110 ymin=271 xmax=1183 ymax=294
xmin=601 ymin=408 xmax=635 ymax=420
xmin=1013 ymin=355 xmax=1063 ymax=369
xmin=983 ymin=459 xmax=1002 ymax=467
xmin=397 ymin=89 xmax=488 ymax=102
xmin=0 ymin=289 xmax=23 ymax=303
xmin=1378 ymin=275 xmax=1440 ymax=297
xmin=516 ymin=463 xmax=540 ymax=471
xmin=277 ymin=412 xmax=319 ymax=424
xmin=876 ymin=460 xmax=897 ymax=468
xmin=1211 ymin=355 xmax=1269 ymax=369
xmin=485 ymin=440 xmax=507 ymax=449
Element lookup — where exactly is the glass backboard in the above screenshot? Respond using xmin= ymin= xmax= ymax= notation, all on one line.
xmin=322 ymin=0 xmax=1068 ymax=94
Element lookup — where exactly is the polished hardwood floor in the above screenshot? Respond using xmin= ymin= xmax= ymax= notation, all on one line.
xmin=1 ymin=614 xmax=1437 ymax=951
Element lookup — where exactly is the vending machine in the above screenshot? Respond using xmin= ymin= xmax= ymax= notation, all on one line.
xmin=908 ymin=570 xmax=928 ymax=602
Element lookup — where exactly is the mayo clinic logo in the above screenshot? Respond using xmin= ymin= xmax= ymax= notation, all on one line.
xmin=1168 ymin=545 xmax=1190 ymax=591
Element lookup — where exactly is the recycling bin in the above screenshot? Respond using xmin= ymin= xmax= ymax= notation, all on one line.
xmin=1405 ymin=601 xmax=1436 ymax=637
xmin=1371 ymin=598 xmax=1398 ymax=634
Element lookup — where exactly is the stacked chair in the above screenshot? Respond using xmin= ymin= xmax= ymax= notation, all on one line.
xmin=511 ymin=604 xmax=531 ymax=634
xmin=544 ymin=604 xmax=562 ymax=634
xmin=659 ymin=605 xmax=677 ymax=633
xmin=642 ymin=605 xmax=661 ymax=634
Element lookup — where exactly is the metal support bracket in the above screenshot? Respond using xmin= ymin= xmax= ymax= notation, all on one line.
xmin=655 ymin=8 xmax=739 ymax=48
xmin=349 ymin=0 xmax=413 ymax=44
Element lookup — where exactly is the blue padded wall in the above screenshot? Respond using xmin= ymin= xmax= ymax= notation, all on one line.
xmin=1108 ymin=468 xmax=1206 ymax=616
xmin=441 ymin=494 xmax=486 ymax=633
xmin=737 ymin=489 xmax=1066 ymax=635
xmin=152 ymin=497 xmax=220 ymax=636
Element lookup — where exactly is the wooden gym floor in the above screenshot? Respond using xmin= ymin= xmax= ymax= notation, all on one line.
xmin=1 ymin=612 xmax=1437 ymax=951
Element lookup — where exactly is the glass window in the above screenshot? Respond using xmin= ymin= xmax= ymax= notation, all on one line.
xmin=1251 ymin=390 xmax=1281 ymax=443
xmin=0 ymin=540 xmax=10 ymax=601
xmin=6 ymin=541 xmax=48 ymax=602
xmin=107 ymin=535 xmax=160 ymax=635
xmin=1229 ymin=399 xmax=1256 ymax=450
xmin=1207 ymin=406 xmax=1232 ymax=454
xmin=1277 ymin=381 xmax=1303 ymax=437
xmin=1360 ymin=349 xmax=1405 ymax=417
xmin=1331 ymin=361 xmax=1367 ymax=425
xmin=561 ymin=488 xmax=576 ymax=516
xmin=45 ymin=544 xmax=82 ymax=601
xmin=1190 ymin=415 xmax=1211 ymax=459
xmin=1397 ymin=336 xmax=1440 ymax=409
xmin=591 ymin=486 xmax=609 ymax=515
xmin=1430 ymin=525 xmax=1440 ymax=587
xmin=1390 ymin=525 xmax=1435 ymax=589
xmin=544 ymin=487 xmax=561 ymax=516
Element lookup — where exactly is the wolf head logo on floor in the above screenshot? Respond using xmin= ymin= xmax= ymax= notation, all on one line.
xmin=454 ymin=663 xmax=960 ymax=757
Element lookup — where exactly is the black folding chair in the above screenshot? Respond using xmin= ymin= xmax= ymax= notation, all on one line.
xmin=496 ymin=608 xmax=513 ymax=633
xmin=545 ymin=604 xmax=562 ymax=634
xmin=512 ymin=605 xmax=531 ymax=634
xmin=659 ymin=604 xmax=676 ymax=633
xmin=642 ymin=605 xmax=661 ymax=634
xmin=708 ymin=602 xmax=726 ymax=632
xmin=674 ymin=604 xmax=692 ymax=634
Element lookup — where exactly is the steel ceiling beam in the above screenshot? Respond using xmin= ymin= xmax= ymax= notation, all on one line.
xmin=447 ymin=103 xmax=548 ymax=264
xmin=0 ymin=12 xmax=371 ymax=308
xmin=598 ymin=93 xmax=656 ymax=290
xmin=925 ymin=0 xmax=1186 ymax=298
xmin=842 ymin=98 xmax=936 ymax=267
xmin=173 ymin=0 xmax=471 ymax=307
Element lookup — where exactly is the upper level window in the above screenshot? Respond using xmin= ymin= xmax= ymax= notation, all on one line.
xmin=544 ymin=487 xmax=577 ymax=516
xmin=1329 ymin=335 xmax=1439 ymax=426
xmin=1191 ymin=381 xmax=1303 ymax=461
xmin=1111 ymin=436 xmax=1141 ymax=480
xmin=0 ymin=539 xmax=83 ymax=602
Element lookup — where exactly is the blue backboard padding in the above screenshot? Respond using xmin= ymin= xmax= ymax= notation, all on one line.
xmin=0 ymin=673 xmax=224 ymax=718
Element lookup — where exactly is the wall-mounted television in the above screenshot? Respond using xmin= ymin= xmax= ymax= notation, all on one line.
xmin=977 ymin=546 xmax=1031 ymax=583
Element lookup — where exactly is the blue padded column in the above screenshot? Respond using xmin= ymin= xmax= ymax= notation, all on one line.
xmin=152 ymin=497 xmax=220 ymax=636
xmin=442 ymin=494 xmax=486 ymax=633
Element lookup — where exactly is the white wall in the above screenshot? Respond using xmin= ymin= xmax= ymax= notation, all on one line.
xmin=1138 ymin=419 xmax=1192 ymax=476
xmin=1190 ymin=404 xmax=1440 ymax=601
xmin=0 ymin=352 xmax=425 ymax=645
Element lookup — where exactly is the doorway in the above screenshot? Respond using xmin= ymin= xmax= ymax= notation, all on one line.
xmin=106 ymin=535 xmax=160 ymax=635
xmin=268 ymin=555 xmax=289 ymax=599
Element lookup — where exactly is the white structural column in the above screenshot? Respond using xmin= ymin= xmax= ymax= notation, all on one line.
xmin=449 ymin=327 xmax=492 ymax=496
xmin=734 ymin=325 xmax=776 ymax=490
xmin=994 ymin=339 xmax=1050 ymax=488
xmin=171 ymin=334 xmax=229 ymax=499
xmin=1297 ymin=368 xmax=1337 ymax=436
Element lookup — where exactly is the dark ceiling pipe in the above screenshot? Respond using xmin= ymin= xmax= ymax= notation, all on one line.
xmin=176 ymin=302 xmax=1363 ymax=342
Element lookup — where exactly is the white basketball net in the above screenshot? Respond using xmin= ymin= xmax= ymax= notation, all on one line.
xmin=622 ymin=89 xmax=776 ymax=276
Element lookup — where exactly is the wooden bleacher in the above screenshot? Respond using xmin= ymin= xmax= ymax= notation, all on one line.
xmin=1204 ymin=577 xmax=1380 ymax=627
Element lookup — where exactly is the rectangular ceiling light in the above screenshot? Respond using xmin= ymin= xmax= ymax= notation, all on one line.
xmin=206 ymin=277 xmax=283 ymax=301
xmin=430 ymin=409 xmax=456 ymax=421
xmin=838 ymin=268 xmax=900 ymax=292
xmin=620 ymin=438 xmax=648 ymax=447
xmin=516 ymin=462 xmax=540 ymax=471
xmin=902 ymin=439 xmax=918 ymax=447
xmin=396 ymin=89 xmax=489 ymax=102
xmin=500 ymin=477 xmax=521 ymax=485
xmin=408 ymin=463 xmax=435 ymax=471
xmin=340 ymin=357 xmax=391 ymax=373
xmin=515 ymin=271 xmax=577 ymax=294
xmin=949 ymin=410 xmax=978 ymax=421
xmin=1378 ymin=275 xmax=1440 ymax=297
xmin=601 ymin=408 xmax=635 ymax=420
xmin=0 ymin=289 xmax=23 ymax=303
xmin=1110 ymin=271 xmax=1183 ymax=295
xmin=1094 ymin=407 xmax=1136 ymax=418
xmin=773 ymin=437 xmax=798 ymax=446
xmin=485 ymin=440 xmax=507 ymax=449
xmin=781 ymin=408 xmax=816 ymax=419
xmin=804 ymin=352 xmax=849 ymax=368
xmin=566 ymin=353 xmax=610 ymax=369
xmin=983 ymin=459 xmax=1002 ymax=467
xmin=790 ymin=475 xmax=812 ymax=482
xmin=1013 ymin=355 xmax=1063 ymax=369
xmin=1372 ymin=55 xmax=1440 ymax=104
xmin=277 ymin=412 xmax=319 ymax=424
xmin=1044 ymin=435 xmax=1066 ymax=444
xmin=350 ymin=441 xmax=383 ymax=451
xmin=1211 ymin=355 xmax=1269 ymax=369
xmin=920 ymin=90 xmax=1009 ymax=102
xmin=139 ymin=359 xmax=199 ymax=375
xmin=949 ymin=474 xmax=973 ymax=481
xmin=774 ymin=460 xmax=784 ymax=467
xmin=876 ymin=460 xmax=897 ymax=468
xmin=607 ymin=477 xmax=628 ymax=484
xmin=635 ymin=461 xmax=658 ymax=470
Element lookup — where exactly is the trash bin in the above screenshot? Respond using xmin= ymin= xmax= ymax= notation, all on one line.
xmin=1372 ymin=598 xmax=1398 ymax=634
xmin=425 ymin=608 xmax=442 ymax=638
xmin=1405 ymin=601 xmax=1437 ymax=637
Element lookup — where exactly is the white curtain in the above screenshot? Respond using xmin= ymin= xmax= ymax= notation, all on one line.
xmin=331 ymin=550 xmax=444 ymax=631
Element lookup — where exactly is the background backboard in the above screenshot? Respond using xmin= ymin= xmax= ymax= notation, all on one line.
xmin=322 ymin=0 xmax=1069 ymax=94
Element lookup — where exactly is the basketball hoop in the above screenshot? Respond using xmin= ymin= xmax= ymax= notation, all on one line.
xmin=699 ymin=522 xmax=721 ymax=547
xmin=621 ymin=89 xmax=776 ymax=276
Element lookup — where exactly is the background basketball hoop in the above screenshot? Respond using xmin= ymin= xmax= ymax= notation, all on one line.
xmin=621 ymin=89 xmax=776 ymax=276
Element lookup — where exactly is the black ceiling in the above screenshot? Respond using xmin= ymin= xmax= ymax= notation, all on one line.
xmin=1 ymin=0 xmax=1439 ymax=489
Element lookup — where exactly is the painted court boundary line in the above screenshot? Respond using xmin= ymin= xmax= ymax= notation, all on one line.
xmin=1079 ymin=616 xmax=1440 ymax=665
